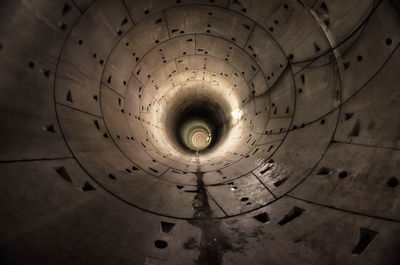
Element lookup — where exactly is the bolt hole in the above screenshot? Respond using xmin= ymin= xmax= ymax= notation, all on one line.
xmin=338 ymin=171 xmax=348 ymax=179
xmin=387 ymin=177 xmax=398 ymax=188
xmin=154 ymin=240 xmax=168 ymax=249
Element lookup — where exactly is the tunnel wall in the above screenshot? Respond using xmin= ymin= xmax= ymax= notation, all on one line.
xmin=0 ymin=0 xmax=400 ymax=264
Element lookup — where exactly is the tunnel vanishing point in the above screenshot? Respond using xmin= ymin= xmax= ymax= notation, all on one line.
xmin=0 ymin=0 xmax=400 ymax=264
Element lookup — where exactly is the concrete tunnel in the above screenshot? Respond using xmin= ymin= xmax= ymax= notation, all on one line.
xmin=0 ymin=0 xmax=399 ymax=264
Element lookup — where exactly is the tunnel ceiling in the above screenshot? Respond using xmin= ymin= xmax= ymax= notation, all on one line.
xmin=0 ymin=0 xmax=400 ymax=264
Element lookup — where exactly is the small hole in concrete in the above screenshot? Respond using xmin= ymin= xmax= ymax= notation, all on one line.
xmin=28 ymin=61 xmax=35 ymax=68
xmin=120 ymin=17 xmax=128 ymax=26
xmin=313 ymin=42 xmax=321 ymax=52
xmin=149 ymin=167 xmax=159 ymax=173
xmin=59 ymin=22 xmax=67 ymax=31
xmin=125 ymin=168 xmax=131 ymax=173
xmin=278 ymin=206 xmax=304 ymax=225
xmin=154 ymin=240 xmax=168 ymax=249
xmin=66 ymin=90 xmax=73 ymax=103
xmin=253 ymin=212 xmax=269 ymax=223
xmin=81 ymin=182 xmax=95 ymax=191
xmin=300 ymin=74 xmax=305 ymax=84
xmin=350 ymin=120 xmax=360 ymax=137
xmin=345 ymin=113 xmax=354 ymax=120
xmin=44 ymin=124 xmax=56 ymax=133
xmin=108 ymin=174 xmax=116 ymax=180
xmin=55 ymin=166 xmax=72 ymax=182
xmin=161 ymin=221 xmax=175 ymax=233
xmin=62 ymin=3 xmax=71 ymax=16
xmin=357 ymin=55 xmax=363 ymax=61
xmin=352 ymin=228 xmax=377 ymax=255
xmin=386 ymin=38 xmax=392 ymax=45
xmin=241 ymin=197 xmax=249 ymax=202
xmin=274 ymin=177 xmax=287 ymax=187
xmin=317 ymin=167 xmax=330 ymax=175
xmin=320 ymin=119 xmax=325 ymax=125
xmin=42 ymin=69 xmax=50 ymax=77
xmin=78 ymin=39 xmax=83 ymax=45
xmin=338 ymin=171 xmax=348 ymax=179
xmin=260 ymin=166 xmax=272 ymax=175
xmin=387 ymin=177 xmax=398 ymax=188
xmin=94 ymin=120 xmax=100 ymax=130
xmin=320 ymin=2 xmax=329 ymax=13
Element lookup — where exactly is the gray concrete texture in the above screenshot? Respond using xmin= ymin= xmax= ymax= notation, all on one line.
xmin=0 ymin=0 xmax=399 ymax=264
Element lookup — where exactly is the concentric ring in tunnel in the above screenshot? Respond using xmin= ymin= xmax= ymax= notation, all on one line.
xmin=168 ymin=98 xmax=231 ymax=154
xmin=182 ymin=121 xmax=211 ymax=151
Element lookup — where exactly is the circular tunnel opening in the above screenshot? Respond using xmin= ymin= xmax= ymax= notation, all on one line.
xmin=167 ymin=98 xmax=230 ymax=154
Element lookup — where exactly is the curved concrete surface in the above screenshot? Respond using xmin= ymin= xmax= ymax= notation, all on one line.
xmin=0 ymin=0 xmax=399 ymax=264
